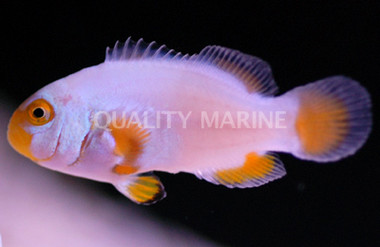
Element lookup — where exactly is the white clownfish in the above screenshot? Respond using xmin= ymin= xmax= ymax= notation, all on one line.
xmin=7 ymin=38 xmax=372 ymax=205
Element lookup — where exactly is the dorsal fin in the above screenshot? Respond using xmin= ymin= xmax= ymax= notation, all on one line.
xmin=192 ymin=46 xmax=278 ymax=96
xmin=105 ymin=38 xmax=278 ymax=96
xmin=105 ymin=37 xmax=187 ymax=62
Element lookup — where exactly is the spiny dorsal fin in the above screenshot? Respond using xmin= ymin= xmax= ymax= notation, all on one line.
xmin=192 ymin=46 xmax=278 ymax=96
xmin=105 ymin=37 xmax=187 ymax=62
xmin=105 ymin=38 xmax=278 ymax=96
xmin=195 ymin=152 xmax=286 ymax=188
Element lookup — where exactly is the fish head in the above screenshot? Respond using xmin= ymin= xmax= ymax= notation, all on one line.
xmin=7 ymin=82 xmax=69 ymax=164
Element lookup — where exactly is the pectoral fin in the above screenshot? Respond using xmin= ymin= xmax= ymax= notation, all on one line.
xmin=114 ymin=173 xmax=166 ymax=205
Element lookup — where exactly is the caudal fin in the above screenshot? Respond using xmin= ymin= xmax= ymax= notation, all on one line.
xmin=291 ymin=76 xmax=372 ymax=162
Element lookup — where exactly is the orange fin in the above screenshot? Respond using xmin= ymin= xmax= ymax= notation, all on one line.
xmin=110 ymin=117 xmax=150 ymax=175
xmin=292 ymin=76 xmax=371 ymax=162
xmin=196 ymin=152 xmax=286 ymax=188
xmin=114 ymin=173 xmax=166 ymax=205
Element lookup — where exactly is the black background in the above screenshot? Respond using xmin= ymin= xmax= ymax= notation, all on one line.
xmin=1 ymin=2 xmax=379 ymax=246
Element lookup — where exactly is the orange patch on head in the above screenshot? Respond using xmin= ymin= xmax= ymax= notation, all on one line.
xmin=296 ymin=92 xmax=348 ymax=155
xmin=215 ymin=152 xmax=275 ymax=185
xmin=7 ymin=108 xmax=35 ymax=160
xmin=8 ymin=98 xmax=56 ymax=161
xmin=110 ymin=117 xmax=150 ymax=175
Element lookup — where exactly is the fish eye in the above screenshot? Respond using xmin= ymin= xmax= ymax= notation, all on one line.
xmin=26 ymin=99 xmax=55 ymax=126
xmin=32 ymin=107 xmax=45 ymax=118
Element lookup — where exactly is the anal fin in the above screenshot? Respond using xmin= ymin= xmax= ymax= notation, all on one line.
xmin=114 ymin=173 xmax=166 ymax=205
xmin=196 ymin=152 xmax=286 ymax=188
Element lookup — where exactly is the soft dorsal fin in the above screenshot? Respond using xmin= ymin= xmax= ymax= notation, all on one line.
xmin=105 ymin=37 xmax=187 ymax=62
xmin=105 ymin=37 xmax=278 ymax=96
xmin=195 ymin=152 xmax=286 ymax=188
xmin=192 ymin=46 xmax=278 ymax=96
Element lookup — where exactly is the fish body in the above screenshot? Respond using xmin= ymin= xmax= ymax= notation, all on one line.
xmin=8 ymin=38 xmax=372 ymax=204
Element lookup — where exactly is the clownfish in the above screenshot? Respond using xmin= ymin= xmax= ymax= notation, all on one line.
xmin=7 ymin=38 xmax=372 ymax=205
